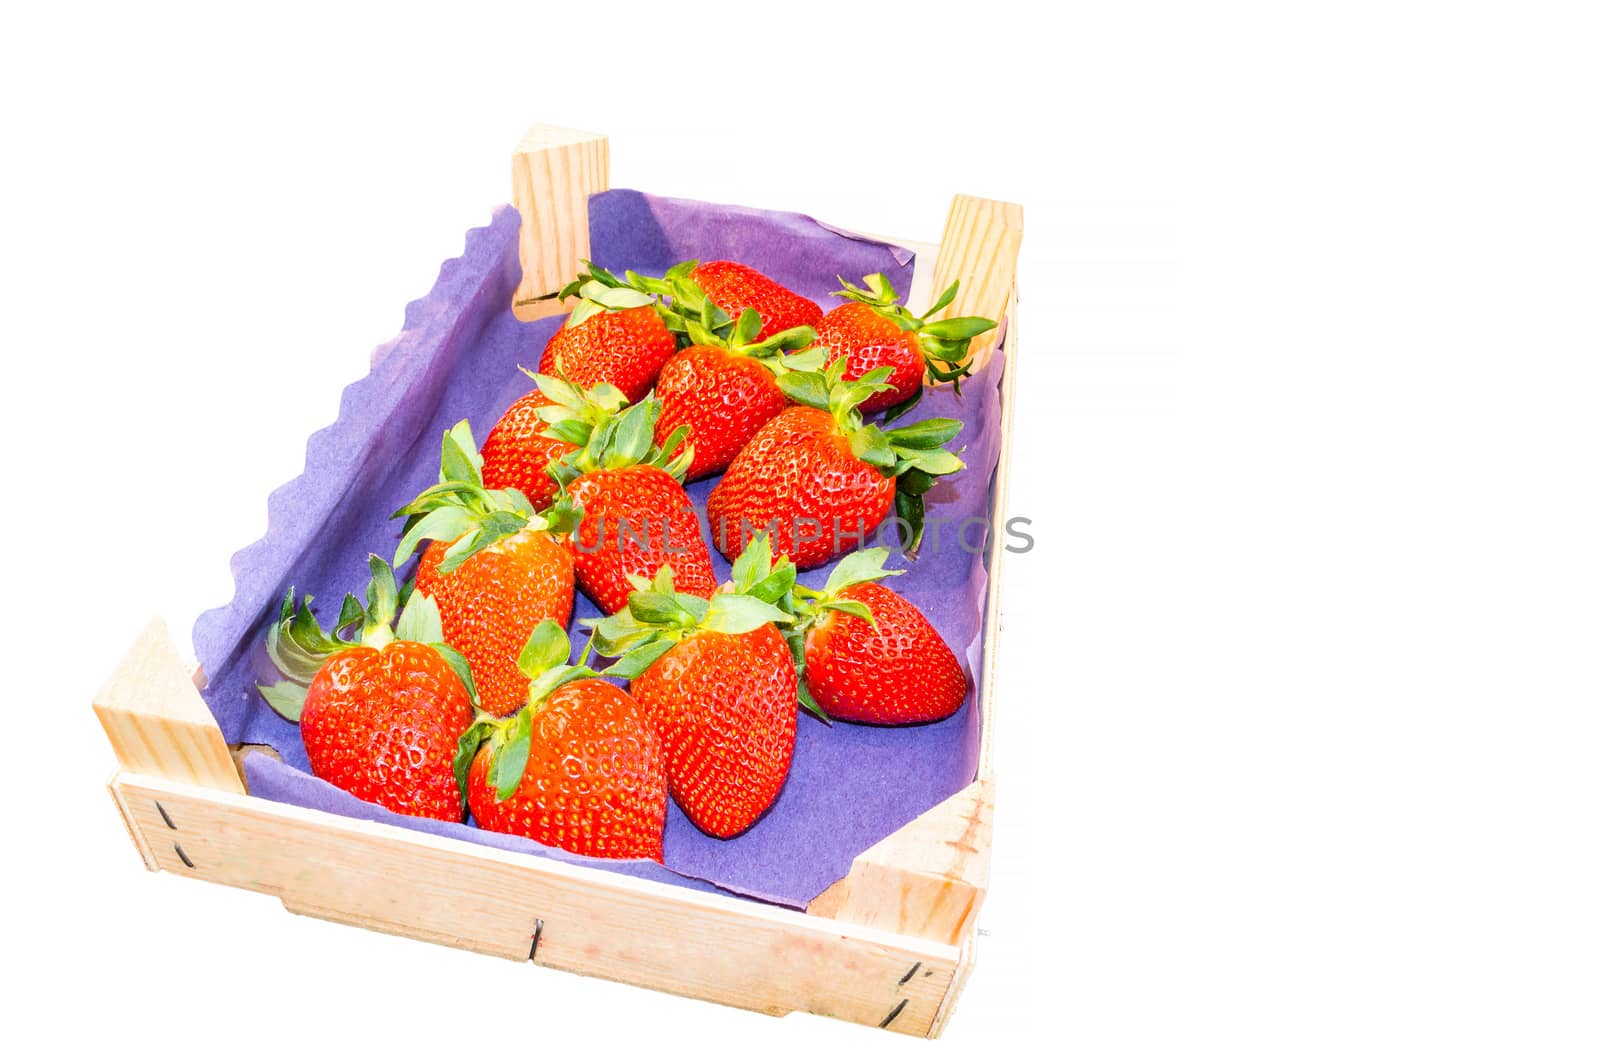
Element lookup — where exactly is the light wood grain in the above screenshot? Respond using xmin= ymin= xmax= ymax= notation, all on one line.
xmin=929 ymin=194 xmax=1024 ymax=370
xmin=93 ymin=619 xmax=244 ymax=794
xmin=511 ymin=124 xmax=609 ymax=321
xmin=112 ymin=771 xmax=966 ymax=1036
xmin=806 ymin=778 xmax=993 ymax=945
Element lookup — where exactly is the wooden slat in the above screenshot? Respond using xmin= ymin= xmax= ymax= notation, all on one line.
xmin=976 ymin=286 xmax=1020 ymax=774
xmin=111 ymin=771 xmax=968 ymax=1037
xmin=806 ymin=777 xmax=993 ymax=946
xmin=511 ymin=124 xmax=609 ymax=321
xmin=929 ymin=194 xmax=1024 ymax=370
xmin=93 ymin=619 xmax=244 ymax=794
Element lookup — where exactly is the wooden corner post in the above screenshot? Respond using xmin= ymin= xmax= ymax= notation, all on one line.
xmin=95 ymin=618 xmax=245 ymax=795
xmin=511 ymin=124 xmax=610 ymax=321
xmin=929 ymin=194 xmax=1024 ymax=371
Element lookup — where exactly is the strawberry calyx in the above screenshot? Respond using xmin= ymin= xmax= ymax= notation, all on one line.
xmin=788 ymin=547 xmax=903 ymax=632
xmin=596 ymin=259 xmax=823 ymax=377
xmin=776 ymin=360 xmax=966 ymax=554
xmin=392 ymin=420 xmax=580 ymax=575
xmin=257 ymin=555 xmax=479 ymax=722
xmin=516 ymin=368 xmax=630 ymax=451
xmin=557 ymin=263 xmax=659 ymax=330
xmin=453 ymin=619 xmax=602 ymax=809
xmin=548 ymin=394 xmax=693 ymax=487
xmin=684 ymin=305 xmax=824 ymax=377
xmin=834 ymin=272 xmax=997 ymax=390
xmin=584 ymin=537 xmax=796 ymax=682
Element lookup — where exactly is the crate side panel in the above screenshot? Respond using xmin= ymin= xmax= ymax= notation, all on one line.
xmin=113 ymin=774 xmax=960 ymax=1035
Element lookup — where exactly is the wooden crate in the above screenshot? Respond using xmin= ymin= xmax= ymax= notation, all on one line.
xmin=94 ymin=123 xmax=1022 ymax=1038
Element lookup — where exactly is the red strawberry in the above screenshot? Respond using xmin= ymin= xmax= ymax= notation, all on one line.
xmin=592 ymin=549 xmax=799 ymax=838
xmin=652 ymin=308 xmax=823 ymax=481
xmin=393 ymin=421 xmax=577 ymax=716
xmin=539 ymin=270 xmax=676 ymax=403
xmin=688 ymin=260 xmax=822 ymax=341
xmin=791 ymin=549 xmax=969 ymax=724
xmin=259 ymin=557 xmax=479 ymax=822
xmin=707 ymin=361 xmax=965 ymax=567
xmin=459 ymin=621 xmax=667 ymax=860
xmin=480 ymin=374 xmax=629 ymax=511
xmin=552 ymin=397 xmax=718 ymax=614
xmin=816 ymin=273 xmax=996 ymax=414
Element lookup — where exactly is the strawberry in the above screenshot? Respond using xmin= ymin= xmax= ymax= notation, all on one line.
xmin=707 ymin=360 xmax=966 ymax=567
xmin=458 ymin=621 xmax=667 ymax=860
xmin=539 ymin=269 xmax=677 ymax=403
xmin=686 ymin=260 xmax=822 ymax=341
xmin=591 ymin=542 xmax=799 ymax=838
xmin=653 ymin=304 xmax=823 ymax=481
xmin=479 ymin=373 xmax=628 ymax=511
xmin=393 ymin=421 xmax=577 ymax=717
xmin=789 ymin=548 xmax=969 ymax=724
xmin=550 ymin=397 xmax=718 ymax=614
xmin=816 ymin=273 xmax=997 ymax=414
xmin=258 ymin=556 xmax=478 ymax=822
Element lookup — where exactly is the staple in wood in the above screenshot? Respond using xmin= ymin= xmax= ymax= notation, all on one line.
xmin=528 ymin=918 xmax=544 ymax=962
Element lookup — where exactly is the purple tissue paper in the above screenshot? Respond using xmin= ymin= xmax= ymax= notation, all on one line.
xmin=192 ymin=189 xmax=1006 ymax=909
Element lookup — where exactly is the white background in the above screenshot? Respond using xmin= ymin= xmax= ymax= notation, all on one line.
xmin=4 ymin=2 xmax=1598 ymax=1056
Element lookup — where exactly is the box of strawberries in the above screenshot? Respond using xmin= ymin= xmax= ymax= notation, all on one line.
xmin=94 ymin=124 xmax=1022 ymax=1036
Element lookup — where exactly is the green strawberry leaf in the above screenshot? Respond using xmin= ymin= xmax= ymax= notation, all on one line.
xmin=439 ymin=420 xmax=483 ymax=486
xmin=732 ymin=307 xmax=762 ymax=346
xmin=823 ymin=548 xmax=902 ymax=594
xmin=523 ymin=371 xmax=583 ymax=408
xmin=923 ymin=280 xmax=960 ymax=318
xmin=796 ymin=679 xmax=831 ymax=724
xmin=602 ymin=639 xmax=675 ymax=680
xmin=921 ymin=315 xmax=997 ymax=342
xmin=489 ymin=710 xmax=533 ymax=802
xmin=773 ymin=345 xmax=827 ymax=374
xmin=363 ymin=556 xmax=401 ymax=641
xmin=429 ymin=642 xmax=479 ymax=707
xmin=879 ymin=386 xmax=924 ymax=426
xmin=435 ymin=528 xmax=483 ymax=575
xmin=394 ymin=592 xmax=444 ymax=645
xmin=743 ymin=563 xmax=797 ymax=606
xmin=893 ymin=447 xmax=965 ymax=476
xmin=526 ymin=663 xmax=595 ymax=708
xmin=257 ymin=680 xmax=308 ymax=723
xmin=897 ymin=467 xmax=937 ymax=497
xmin=603 ymin=401 xmax=657 ymax=469
xmin=393 ymin=506 xmax=476 ymax=568
xmin=884 ymin=418 xmax=962 ymax=449
xmin=335 ymin=593 xmax=365 ymax=636
xmin=517 ymin=619 xmax=571 ymax=679
xmin=700 ymin=594 xmax=791 ymax=635
xmin=729 ymin=532 xmax=773 ymax=592
xmin=777 ymin=371 xmax=831 ymax=411
xmin=849 ymin=424 xmax=897 ymax=467
xmin=541 ymin=419 xmax=593 ymax=446
xmin=895 ymin=490 xmax=927 ymax=555
xmin=628 ymin=591 xmax=696 ymax=626
xmin=821 ymin=598 xmax=877 ymax=624
xmin=454 ymin=718 xmax=498 ymax=812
